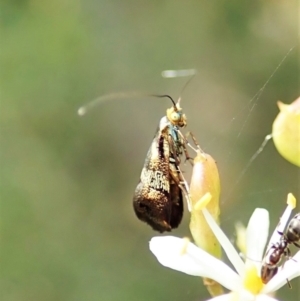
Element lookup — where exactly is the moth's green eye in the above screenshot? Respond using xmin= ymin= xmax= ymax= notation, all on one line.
xmin=171 ymin=112 xmax=180 ymax=121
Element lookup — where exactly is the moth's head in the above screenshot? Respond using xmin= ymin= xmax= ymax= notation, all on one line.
xmin=166 ymin=100 xmax=187 ymax=127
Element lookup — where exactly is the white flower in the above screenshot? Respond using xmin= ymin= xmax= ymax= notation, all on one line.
xmin=149 ymin=203 xmax=300 ymax=301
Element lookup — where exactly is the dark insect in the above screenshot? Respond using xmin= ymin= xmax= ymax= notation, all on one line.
xmin=133 ymin=95 xmax=190 ymax=232
xmin=261 ymin=212 xmax=300 ymax=284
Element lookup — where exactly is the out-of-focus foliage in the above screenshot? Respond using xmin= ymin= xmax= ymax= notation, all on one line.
xmin=1 ymin=1 xmax=299 ymax=301
xmin=272 ymin=97 xmax=300 ymax=167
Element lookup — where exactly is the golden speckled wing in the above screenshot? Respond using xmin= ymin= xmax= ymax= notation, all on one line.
xmin=133 ymin=124 xmax=183 ymax=232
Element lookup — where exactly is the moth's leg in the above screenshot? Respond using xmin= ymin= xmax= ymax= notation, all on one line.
xmin=174 ymin=130 xmax=194 ymax=164
xmin=185 ymin=131 xmax=201 ymax=150
xmin=169 ymin=163 xmax=192 ymax=212
xmin=178 ymin=130 xmax=207 ymax=163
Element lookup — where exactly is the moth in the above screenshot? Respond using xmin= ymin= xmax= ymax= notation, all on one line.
xmin=133 ymin=95 xmax=190 ymax=232
xmin=77 ymin=71 xmax=195 ymax=232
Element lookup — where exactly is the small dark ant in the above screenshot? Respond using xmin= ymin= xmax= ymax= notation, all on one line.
xmin=261 ymin=213 xmax=300 ymax=285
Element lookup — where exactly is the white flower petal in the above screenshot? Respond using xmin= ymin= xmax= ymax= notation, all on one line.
xmin=263 ymin=250 xmax=300 ymax=293
xmin=254 ymin=295 xmax=279 ymax=301
xmin=266 ymin=203 xmax=294 ymax=251
xmin=207 ymin=292 xmax=279 ymax=301
xmin=202 ymin=208 xmax=245 ymax=276
xmin=206 ymin=293 xmax=235 ymax=301
xmin=150 ymin=236 xmax=241 ymax=291
xmin=246 ymin=209 xmax=269 ymax=269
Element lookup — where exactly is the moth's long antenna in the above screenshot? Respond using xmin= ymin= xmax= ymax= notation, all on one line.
xmin=162 ymin=69 xmax=197 ymax=78
xmin=162 ymin=68 xmax=197 ymax=106
xmin=78 ymin=68 xmax=197 ymax=116
xmin=150 ymin=94 xmax=176 ymax=107
xmin=78 ymin=92 xmax=177 ymax=116
xmin=78 ymin=91 xmax=150 ymax=116
xmin=179 ymin=70 xmax=197 ymax=95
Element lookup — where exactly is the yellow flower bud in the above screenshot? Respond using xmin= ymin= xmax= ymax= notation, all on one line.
xmin=272 ymin=97 xmax=300 ymax=166
xmin=189 ymin=151 xmax=221 ymax=258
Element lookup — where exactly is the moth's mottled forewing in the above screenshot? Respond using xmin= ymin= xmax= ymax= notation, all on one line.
xmin=133 ymin=128 xmax=177 ymax=232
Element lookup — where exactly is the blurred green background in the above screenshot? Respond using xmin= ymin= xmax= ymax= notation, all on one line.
xmin=1 ymin=1 xmax=299 ymax=300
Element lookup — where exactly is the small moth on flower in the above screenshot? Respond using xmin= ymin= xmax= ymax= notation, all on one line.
xmin=133 ymin=95 xmax=191 ymax=232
